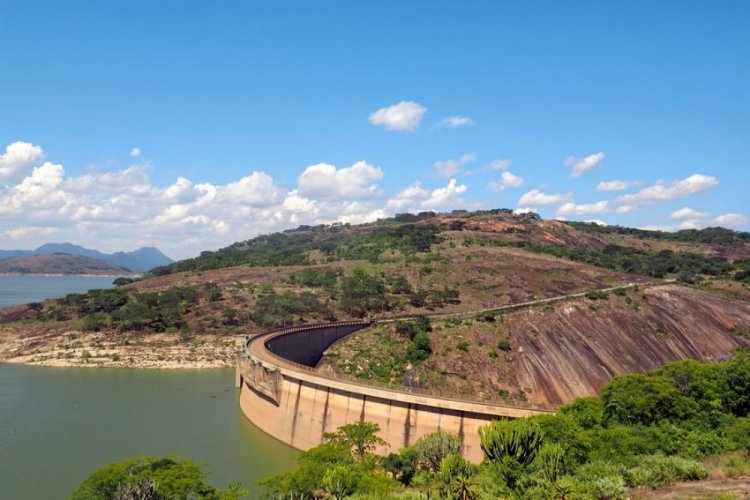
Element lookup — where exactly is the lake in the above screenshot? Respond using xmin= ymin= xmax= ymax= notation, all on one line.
xmin=0 ymin=275 xmax=297 ymax=498
xmin=0 ymin=365 xmax=297 ymax=498
xmin=0 ymin=275 xmax=117 ymax=308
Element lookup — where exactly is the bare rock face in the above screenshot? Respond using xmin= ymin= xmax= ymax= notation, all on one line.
xmin=512 ymin=285 xmax=750 ymax=408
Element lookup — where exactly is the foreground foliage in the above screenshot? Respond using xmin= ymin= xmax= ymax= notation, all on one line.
xmin=69 ymin=456 xmax=246 ymax=500
xmin=258 ymin=350 xmax=750 ymax=499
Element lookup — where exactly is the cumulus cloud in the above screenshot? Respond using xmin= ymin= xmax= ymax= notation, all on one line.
xmin=714 ymin=213 xmax=749 ymax=228
xmin=130 ymin=147 xmax=142 ymax=157
xmin=368 ymin=101 xmax=427 ymax=131
xmin=670 ymin=207 xmax=709 ymax=220
xmin=556 ymin=201 xmax=609 ymax=217
xmin=387 ymin=179 xmax=468 ymax=212
xmin=222 ymin=171 xmax=284 ymax=207
xmin=434 ymin=154 xmax=475 ymax=177
xmin=564 ymin=152 xmax=605 ymax=178
xmin=0 ymin=142 xmax=477 ymax=259
xmin=0 ymin=141 xmax=45 ymax=183
xmin=597 ymin=180 xmax=636 ymax=192
xmin=518 ymin=189 xmax=574 ymax=206
xmin=488 ymin=171 xmax=524 ymax=192
xmin=437 ymin=116 xmax=475 ymax=128
xmin=514 ymin=207 xmax=537 ymax=214
xmin=616 ymin=174 xmax=719 ymax=211
xmin=297 ymin=161 xmax=383 ymax=199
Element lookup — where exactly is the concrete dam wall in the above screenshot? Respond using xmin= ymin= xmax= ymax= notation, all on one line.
xmin=237 ymin=321 xmax=551 ymax=462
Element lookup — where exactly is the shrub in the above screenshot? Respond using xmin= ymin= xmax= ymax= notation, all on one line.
xmin=479 ymin=419 xmax=543 ymax=469
xmin=625 ymin=454 xmax=707 ymax=488
xmin=413 ymin=432 xmax=462 ymax=472
xmin=536 ymin=443 xmax=565 ymax=481
xmin=456 ymin=340 xmax=470 ymax=352
xmin=497 ymin=339 xmax=511 ymax=352
xmin=406 ymin=332 xmax=432 ymax=363
xmin=601 ymin=374 xmax=699 ymax=425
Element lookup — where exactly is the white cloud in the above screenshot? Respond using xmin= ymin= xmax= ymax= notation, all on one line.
xmin=434 ymin=153 xmax=475 ymax=177
xmin=368 ymin=101 xmax=427 ymax=131
xmin=677 ymin=219 xmax=706 ymax=230
xmin=585 ymin=219 xmax=608 ymax=226
xmin=0 ymin=141 xmax=45 ymax=183
xmin=130 ymin=147 xmax=142 ymax=157
xmin=514 ymin=207 xmax=537 ymax=214
xmin=488 ymin=171 xmax=524 ymax=192
xmin=597 ymin=180 xmax=636 ymax=192
xmin=386 ymin=179 xmax=468 ymax=212
xmin=639 ymin=225 xmax=673 ymax=232
xmin=564 ymin=151 xmax=605 ymax=178
xmin=437 ymin=116 xmax=475 ymax=128
xmin=617 ymin=174 xmax=719 ymax=210
xmin=670 ymin=207 xmax=709 ymax=220
xmin=297 ymin=161 xmax=383 ymax=199
xmin=221 ymin=171 xmax=284 ymax=207
xmin=714 ymin=213 xmax=749 ymax=228
xmin=556 ymin=201 xmax=609 ymax=217
xmin=518 ymin=189 xmax=574 ymax=206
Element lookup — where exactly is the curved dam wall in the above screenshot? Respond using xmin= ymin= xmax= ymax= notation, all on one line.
xmin=237 ymin=322 xmax=551 ymax=463
xmin=264 ymin=322 xmax=368 ymax=366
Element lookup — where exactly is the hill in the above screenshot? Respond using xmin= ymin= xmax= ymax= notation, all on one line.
xmin=0 ymin=254 xmax=137 ymax=276
xmin=0 ymin=243 xmax=173 ymax=273
xmin=0 ymin=209 xmax=748 ymax=406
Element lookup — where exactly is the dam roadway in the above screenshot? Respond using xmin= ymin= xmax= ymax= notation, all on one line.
xmin=236 ymin=320 xmax=553 ymax=462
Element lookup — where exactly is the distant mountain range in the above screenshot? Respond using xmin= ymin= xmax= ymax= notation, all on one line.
xmin=0 ymin=243 xmax=173 ymax=273
xmin=0 ymin=254 xmax=137 ymax=276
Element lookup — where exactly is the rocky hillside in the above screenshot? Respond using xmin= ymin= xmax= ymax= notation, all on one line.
xmin=319 ymin=284 xmax=750 ymax=409
xmin=0 ymin=254 xmax=136 ymax=276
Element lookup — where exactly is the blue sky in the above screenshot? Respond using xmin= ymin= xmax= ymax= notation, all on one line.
xmin=1 ymin=1 xmax=748 ymax=258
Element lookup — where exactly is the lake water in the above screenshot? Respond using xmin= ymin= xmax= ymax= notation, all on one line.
xmin=0 ymin=276 xmax=297 ymax=498
xmin=0 ymin=275 xmax=117 ymax=308
xmin=0 ymin=365 xmax=297 ymax=498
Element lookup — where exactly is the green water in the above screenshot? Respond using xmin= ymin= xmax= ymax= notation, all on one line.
xmin=0 ymin=364 xmax=297 ymax=499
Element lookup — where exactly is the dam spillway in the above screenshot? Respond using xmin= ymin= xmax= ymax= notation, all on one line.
xmin=236 ymin=321 xmax=552 ymax=462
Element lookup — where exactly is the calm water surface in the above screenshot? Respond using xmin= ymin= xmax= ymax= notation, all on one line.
xmin=0 ymin=365 xmax=297 ymax=498
xmin=0 ymin=275 xmax=117 ymax=308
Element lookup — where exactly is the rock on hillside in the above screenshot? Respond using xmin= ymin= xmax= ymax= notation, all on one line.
xmin=510 ymin=285 xmax=750 ymax=407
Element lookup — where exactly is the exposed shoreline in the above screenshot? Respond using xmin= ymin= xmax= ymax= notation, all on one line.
xmin=0 ymin=327 xmax=238 ymax=370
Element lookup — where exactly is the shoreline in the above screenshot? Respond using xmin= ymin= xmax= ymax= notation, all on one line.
xmin=0 ymin=328 xmax=238 ymax=370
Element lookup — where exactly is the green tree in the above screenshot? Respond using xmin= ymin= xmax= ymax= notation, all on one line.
xmin=601 ymin=374 xmax=699 ymax=425
xmin=324 ymin=421 xmax=387 ymax=459
xmin=68 ymin=456 xmax=246 ymax=500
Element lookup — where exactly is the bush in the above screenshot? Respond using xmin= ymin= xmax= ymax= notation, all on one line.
xmin=413 ymin=432 xmax=462 ymax=472
xmin=497 ymin=339 xmax=511 ymax=352
xmin=456 ymin=340 xmax=470 ymax=352
xmin=625 ymin=454 xmax=707 ymax=488
xmin=602 ymin=374 xmax=699 ymax=425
